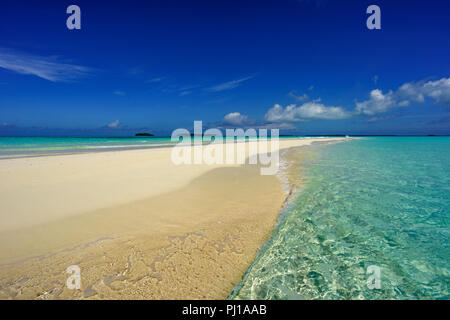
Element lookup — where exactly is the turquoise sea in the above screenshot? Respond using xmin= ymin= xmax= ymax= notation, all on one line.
xmin=0 ymin=135 xmax=312 ymax=156
xmin=0 ymin=136 xmax=175 ymax=156
xmin=232 ymin=137 xmax=449 ymax=300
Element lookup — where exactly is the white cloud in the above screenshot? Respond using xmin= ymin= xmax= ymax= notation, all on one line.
xmin=399 ymin=78 xmax=450 ymax=104
xmin=107 ymin=120 xmax=121 ymax=129
xmin=421 ymin=78 xmax=450 ymax=104
xmin=356 ymin=77 xmax=450 ymax=115
xmin=0 ymin=48 xmax=92 ymax=82
xmin=220 ymin=77 xmax=450 ymax=126
xmin=223 ymin=112 xmax=252 ymax=126
xmin=113 ymin=90 xmax=125 ymax=96
xmin=219 ymin=112 xmax=295 ymax=130
xmin=207 ymin=76 xmax=253 ymax=92
xmin=265 ymin=102 xmax=351 ymax=122
xmin=396 ymin=82 xmax=425 ymax=103
xmin=355 ymin=89 xmax=396 ymax=115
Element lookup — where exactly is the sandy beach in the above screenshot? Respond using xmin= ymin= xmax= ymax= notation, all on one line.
xmin=0 ymin=138 xmax=346 ymax=299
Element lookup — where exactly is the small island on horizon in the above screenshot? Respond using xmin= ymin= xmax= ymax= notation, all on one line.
xmin=135 ymin=133 xmax=154 ymax=137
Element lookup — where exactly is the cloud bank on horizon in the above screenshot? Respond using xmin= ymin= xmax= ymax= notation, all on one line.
xmin=220 ymin=77 xmax=450 ymax=129
xmin=356 ymin=78 xmax=450 ymax=115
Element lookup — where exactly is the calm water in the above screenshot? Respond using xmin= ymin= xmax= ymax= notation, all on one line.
xmin=0 ymin=136 xmax=175 ymax=155
xmin=232 ymin=137 xmax=450 ymax=300
xmin=0 ymin=136 xmax=322 ymax=156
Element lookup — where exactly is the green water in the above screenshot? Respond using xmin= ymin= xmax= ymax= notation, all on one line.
xmin=232 ymin=137 xmax=450 ymax=300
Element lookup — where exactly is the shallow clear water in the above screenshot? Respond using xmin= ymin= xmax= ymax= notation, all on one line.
xmin=0 ymin=136 xmax=175 ymax=155
xmin=233 ymin=137 xmax=450 ymax=300
xmin=0 ymin=136 xmax=324 ymax=156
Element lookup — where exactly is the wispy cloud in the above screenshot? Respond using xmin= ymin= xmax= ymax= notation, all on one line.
xmin=113 ymin=90 xmax=126 ymax=96
xmin=206 ymin=76 xmax=253 ymax=92
xmin=179 ymin=90 xmax=192 ymax=96
xmin=129 ymin=66 xmax=144 ymax=76
xmin=0 ymin=48 xmax=93 ymax=82
xmin=178 ymin=85 xmax=199 ymax=96
xmin=287 ymin=90 xmax=309 ymax=102
xmin=147 ymin=77 xmax=166 ymax=83
xmin=106 ymin=120 xmax=122 ymax=129
xmin=366 ymin=114 xmax=399 ymax=123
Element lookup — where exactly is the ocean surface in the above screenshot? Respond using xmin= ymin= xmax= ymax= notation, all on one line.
xmin=0 ymin=136 xmax=320 ymax=156
xmin=232 ymin=137 xmax=449 ymax=300
xmin=0 ymin=136 xmax=176 ymax=156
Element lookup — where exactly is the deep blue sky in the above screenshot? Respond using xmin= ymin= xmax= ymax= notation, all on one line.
xmin=1 ymin=0 xmax=450 ymax=136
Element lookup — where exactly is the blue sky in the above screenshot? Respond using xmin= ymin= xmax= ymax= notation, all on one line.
xmin=1 ymin=0 xmax=450 ymax=136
